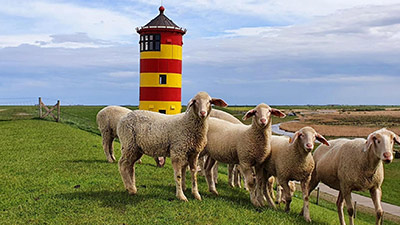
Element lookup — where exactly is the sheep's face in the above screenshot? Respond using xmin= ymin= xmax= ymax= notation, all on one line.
xmin=242 ymin=103 xmax=286 ymax=127
xmin=290 ymin=127 xmax=329 ymax=153
xmin=365 ymin=129 xmax=400 ymax=164
xmin=188 ymin=92 xmax=228 ymax=119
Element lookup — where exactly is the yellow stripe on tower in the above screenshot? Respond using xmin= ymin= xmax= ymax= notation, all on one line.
xmin=140 ymin=73 xmax=181 ymax=88
xmin=139 ymin=101 xmax=182 ymax=114
xmin=140 ymin=44 xmax=182 ymax=60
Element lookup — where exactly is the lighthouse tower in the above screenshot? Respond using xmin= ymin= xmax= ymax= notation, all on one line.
xmin=136 ymin=6 xmax=186 ymax=114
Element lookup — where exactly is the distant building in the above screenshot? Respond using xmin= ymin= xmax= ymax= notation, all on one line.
xmin=136 ymin=6 xmax=186 ymax=114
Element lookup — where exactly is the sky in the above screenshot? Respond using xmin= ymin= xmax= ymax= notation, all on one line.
xmin=0 ymin=0 xmax=399 ymax=105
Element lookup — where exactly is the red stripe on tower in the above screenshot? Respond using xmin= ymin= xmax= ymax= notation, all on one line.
xmin=139 ymin=87 xmax=181 ymax=101
xmin=140 ymin=59 xmax=182 ymax=74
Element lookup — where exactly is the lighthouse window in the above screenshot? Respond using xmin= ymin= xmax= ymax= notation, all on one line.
xmin=140 ymin=34 xmax=161 ymax=52
xmin=159 ymin=74 xmax=167 ymax=84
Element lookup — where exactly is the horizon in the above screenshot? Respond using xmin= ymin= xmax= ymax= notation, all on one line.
xmin=1 ymin=0 xmax=399 ymax=105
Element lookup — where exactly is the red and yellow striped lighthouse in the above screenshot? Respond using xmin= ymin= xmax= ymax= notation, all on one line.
xmin=136 ymin=6 xmax=186 ymax=114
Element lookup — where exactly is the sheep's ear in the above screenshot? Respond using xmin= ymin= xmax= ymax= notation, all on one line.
xmin=364 ymin=134 xmax=375 ymax=152
xmin=211 ymin=98 xmax=228 ymax=107
xmin=271 ymin=108 xmax=286 ymax=118
xmin=316 ymin=133 xmax=329 ymax=146
xmin=187 ymin=99 xmax=195 ymax=108
xmin=393 ymin=133 xmax=400 ymax=145
xmin=289 ymin=131 xmax=300 ymax=144
xmin=242 ymin=109 xmax=256 ymax=121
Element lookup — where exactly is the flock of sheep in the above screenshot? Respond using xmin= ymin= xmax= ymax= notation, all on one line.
xmin=96 ymin=91 xmax=399 ymax=225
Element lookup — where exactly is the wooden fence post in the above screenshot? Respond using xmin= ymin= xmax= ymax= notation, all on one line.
xmin=38 ymin=97 xmax=42 ymax=118
xmin=57 ymin=100 xmax=60 ymax=122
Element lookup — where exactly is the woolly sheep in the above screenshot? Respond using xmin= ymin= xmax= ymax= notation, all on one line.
xmin=96 ymin=106 xmax=164 ymax=166
xmin=262 ymin=127 xmax=329 ymax=222
xmin=309 ymin=128 xmax=400 ymax=225
xmin=201 ymin=103 xmax=286 ymax=207
xmin=96 ymin=106 xmax=132 ymax=163
xmin=209 ymin=109 xmax=245 ymax=188
xmin=117 ymin=92 xmax=227 ymax=201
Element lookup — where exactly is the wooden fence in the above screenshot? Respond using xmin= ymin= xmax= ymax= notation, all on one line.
xmin=38 ymin=97 xmax=60 ymax=122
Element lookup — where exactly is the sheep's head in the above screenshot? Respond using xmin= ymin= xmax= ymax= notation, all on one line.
xmin=242 ymin=103 xmax=286 ymax=128
xmin=289 ymin=126 xmax=329 ymax=153
xmin=187 ymin=91 xmax=228 ymax=119
xmin=364 ymin=128 xmax=400 ymax=164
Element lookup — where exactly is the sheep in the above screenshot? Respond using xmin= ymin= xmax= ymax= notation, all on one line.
xmin=209 ymin=109 xmax=245 ymax=188
xmin=96 ymin=106 xmax=133 ymax=163
xmin=96 ymin=106 xmax=164 ymax=166
xmin=201 ymin=103 xmax=286 ymax=207
xmin=262 ymin=126 xmax=329 ymax=222
xmin=309 ymin=128 xmax=400 ymax=225
xmin=117 ymin=92 xmax=227 ymax=201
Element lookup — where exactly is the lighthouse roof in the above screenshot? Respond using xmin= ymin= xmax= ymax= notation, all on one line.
xmin=136 ymin=6 xmax=186 ymax=34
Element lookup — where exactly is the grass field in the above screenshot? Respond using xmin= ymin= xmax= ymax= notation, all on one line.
xmin=0 ymin=106 xmax=400 ymax=224
xmin=0 ymin=118 xmax=396 ymax=224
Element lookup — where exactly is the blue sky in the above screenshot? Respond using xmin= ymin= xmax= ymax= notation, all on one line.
xmin=0 ymin=0 xmax=399 ymax=105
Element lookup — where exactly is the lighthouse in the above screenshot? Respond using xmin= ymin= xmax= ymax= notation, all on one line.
xmin=136 ymin=6 xmax=186 ymax=114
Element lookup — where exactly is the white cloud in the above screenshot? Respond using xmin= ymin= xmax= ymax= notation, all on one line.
xmin=0 ymin=0 xmax=145 ymax=41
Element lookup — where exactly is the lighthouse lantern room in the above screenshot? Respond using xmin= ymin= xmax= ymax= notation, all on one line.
xmin=136 ymin=6 xmax=186 ymax=114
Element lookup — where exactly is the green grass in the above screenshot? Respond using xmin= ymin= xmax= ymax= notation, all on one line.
xmin=0 ymin=119 xmax=397 ymax=224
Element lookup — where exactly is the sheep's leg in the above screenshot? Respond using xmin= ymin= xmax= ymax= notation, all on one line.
xmin=370 ymin=187 xmax=384 ymax=225
xmin=233 ymin=165 xmax=242 ymax=188
xmin=301 ymin=179 xmax=312 ymax=222
xmin=171 ymin=158 xmax=188 ymax=201
xmin=343 ymin=190 xmax=354 ymax=225
xmin=204 ymin=156 xmax=218 ymax=195
xmin=228 ymin=164 xmax=235 ymax=187
xmin=241 ymin=165 xmax=259 ymax=207
xmin=118 ymin=148 xmax=142 ymax=195
xmin=213 ymin=162 xmax=219 ymax=184
xmin=308 ymin=169 xmax=319 ymax=196
xmin=102 ymin=133 xmax=115 ymax=163
xmin=276 ymin=185 xmax=283 ymax=205
xmin=336 ymin=191 xmax=346 ymax=225
xmin=281 ymin=180 xmax=293 ymax=212
xmin=188 ymin=153 xmax=202 ymax=200
xmin=254 ymin=165 xmax=268 ymax=207
xmin=266 ymin=177 xmax=276 ymax=203
xmin=181 ymin=163 xmax=188 ymax=191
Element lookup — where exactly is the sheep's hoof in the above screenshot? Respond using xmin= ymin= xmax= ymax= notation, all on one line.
xmin=210 ymin=189 xmax=219 ymax=195
xmin=251 ymin=198 xmax=262 ymax=207
xmin=193 ymin=193 xmax=202 ymax=201
xmin=127 ymin=187 xmax=137 ymax=195
xmin=107 ymin=158 xmax=115 ymax=163
xmin=177 ymin=195 xmax=188 ymax=202
xmin=304 ymin=217 xmax=311 ymax=223
xmin=228 ymin=182 xmax=234 ymax=188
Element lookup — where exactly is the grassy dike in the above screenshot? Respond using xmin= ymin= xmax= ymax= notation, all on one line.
xmin=0 ymin=109 xmax=397 ymax=224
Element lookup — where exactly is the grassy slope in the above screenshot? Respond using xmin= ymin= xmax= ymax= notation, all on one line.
xmin=0 ymin=119 xmax=397 ymax=224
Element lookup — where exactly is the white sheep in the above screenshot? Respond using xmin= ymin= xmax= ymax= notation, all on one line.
xmin=201 ymin=103 xmax=286 ymax=207
xmin=117 ymin=92 xmax=227 ymax=201
xmin=262 ymin=127 xmax=329 ymax=222
xmin=209 ymin=109 xmax=245 ymax=188
xmin=96 ymin=106 xmax=132 ymax=163
xmin=309 ymin=128 xmax=400 ymax=225
xmin=96 ymin=106 xmax=163 ymax=166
